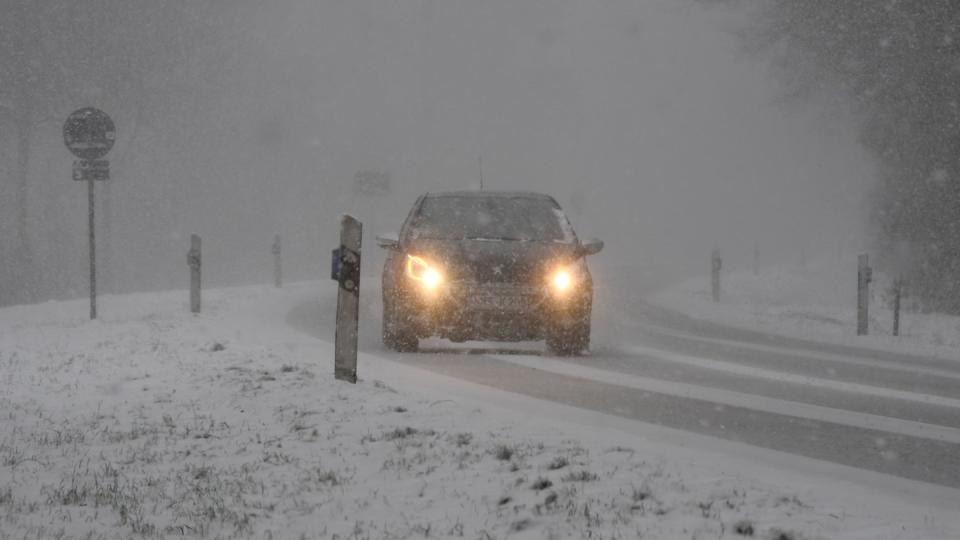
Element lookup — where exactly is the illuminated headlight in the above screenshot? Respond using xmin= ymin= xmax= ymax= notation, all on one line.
xmin=406 ymin=255 xmax=444 ymax=290
xmin=552 ymin=269 xmax=573 ymax=291
xmin=548 ymin=264 xmax=581 ymax=295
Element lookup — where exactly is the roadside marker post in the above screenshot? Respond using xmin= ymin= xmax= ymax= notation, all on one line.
xmin=711 ymin=249 xmax=722 ymax=303
xmin=188 ymin=234 xmax=202 ymax=314
xmin=334 ymin=215 xmax=362 ymax=384
xmin=273 ymin=234 xmax=282 ymax=288
xmin=893 ymin=276 xmax=904 ymax=337
xmin=857 ymin=254 xmax=872 ymax=335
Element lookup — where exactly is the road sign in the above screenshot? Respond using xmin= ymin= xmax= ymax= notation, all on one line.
xmin=72 ymin=159 xmax=110 ymax=181
xmin=63 ymin=107 xmax=115 ymax=160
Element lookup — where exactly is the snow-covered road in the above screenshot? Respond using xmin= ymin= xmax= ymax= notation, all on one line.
xmin=289 ymin=270 xmax=960 ymax=489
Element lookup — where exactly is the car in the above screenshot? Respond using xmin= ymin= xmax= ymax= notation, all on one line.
xmin=376 ymin=191 xmax=603 ymax=355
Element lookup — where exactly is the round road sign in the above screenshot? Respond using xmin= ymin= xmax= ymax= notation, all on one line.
xmin=63 ymin=107 xmax=115 ymax=160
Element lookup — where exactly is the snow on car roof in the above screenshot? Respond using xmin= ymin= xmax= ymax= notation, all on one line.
xmin=424 ymin=191 xmax=559 ymax=203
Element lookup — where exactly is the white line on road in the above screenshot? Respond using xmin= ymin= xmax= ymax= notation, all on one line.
xmin=493 ymin=354 xmax=960 ymax=445
xmin=636 ymin=322 xmax=960 ymax=382
xmin=626 ymin=343 xmax=960 ymax=410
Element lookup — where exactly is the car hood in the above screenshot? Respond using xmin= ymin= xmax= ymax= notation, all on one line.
xmin=406 ymin=238 xmax=579 ymax=284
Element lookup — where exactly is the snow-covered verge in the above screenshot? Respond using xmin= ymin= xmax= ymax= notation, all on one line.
xmin=1 ymin=283 xmax=958 ymax=539
xmin=650 ymin=256 xmax=960 ymax=359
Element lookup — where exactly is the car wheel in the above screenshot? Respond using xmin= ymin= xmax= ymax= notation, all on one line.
xmin=546 ymin=319 xmax=590 ymax=356
xmin=382 ymin=297 xmax=418 ymax=352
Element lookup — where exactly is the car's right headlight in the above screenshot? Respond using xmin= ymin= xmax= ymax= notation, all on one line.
xmin=551 ymin=268 xmax=574 ymax=292
xmin=547 ymin=262 xmax=584 ymax=297
xmin=406 ymin=254 xmax=444 ymax=290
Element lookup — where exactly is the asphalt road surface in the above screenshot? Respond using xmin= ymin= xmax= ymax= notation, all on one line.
xmin=288 ymin=266 xmax=960 ymax=489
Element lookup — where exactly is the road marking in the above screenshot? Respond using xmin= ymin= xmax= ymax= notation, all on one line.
xmin=624 ymin=343 xmax=960 ymax=410
xmin=492 ymin=354 xmax=960 ymax=444
xmin=635 ymin=322 xmax=960 ymax=382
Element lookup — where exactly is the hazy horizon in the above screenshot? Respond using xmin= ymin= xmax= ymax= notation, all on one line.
xmin=1 ymin=0 xmax=876 ymax=302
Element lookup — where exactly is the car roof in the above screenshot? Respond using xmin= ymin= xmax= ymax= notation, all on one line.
xmin=423 ymin=191 xmax=558 ymax=202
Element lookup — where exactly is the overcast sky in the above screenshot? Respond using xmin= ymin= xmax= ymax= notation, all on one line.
xmin=3 ymin=0 xmax=877 ymax=298
xmin=230 ymin=0 xmax=875 ymax=266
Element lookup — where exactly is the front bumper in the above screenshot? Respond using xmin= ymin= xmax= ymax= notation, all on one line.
xmin=396 ymin=281 xmax=590 ymax=342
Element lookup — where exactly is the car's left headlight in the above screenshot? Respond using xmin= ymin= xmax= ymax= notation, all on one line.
xmin=406 ymin=254 xmax=444 ymax=291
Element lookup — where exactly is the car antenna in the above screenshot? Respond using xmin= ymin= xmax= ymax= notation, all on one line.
xmin=478 ymin=155 xmax=484 ymax=191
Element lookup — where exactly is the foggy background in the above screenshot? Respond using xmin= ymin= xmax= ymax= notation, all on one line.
xmin=0 ymin=0 xmax=876 ymax=305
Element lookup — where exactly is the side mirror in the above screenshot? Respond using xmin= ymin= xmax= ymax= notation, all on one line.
xmin=376 ymin=232 xmax=399 ymax=249
xmin=579 ymin=239 xmax=604 ymax=257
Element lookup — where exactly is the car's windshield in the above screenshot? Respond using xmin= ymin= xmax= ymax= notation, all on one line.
xmin=409 ymin=196 xmax=575 ymax=242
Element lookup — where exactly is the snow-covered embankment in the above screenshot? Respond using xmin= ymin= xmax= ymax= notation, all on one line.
xmin=1 ymin=282 xmax=957 ymax=538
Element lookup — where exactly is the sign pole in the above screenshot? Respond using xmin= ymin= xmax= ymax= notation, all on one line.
xmin=63 ymin=107 xmax=115 ymax=320
xmin=88 ymin=177 xmax=97 ymax=319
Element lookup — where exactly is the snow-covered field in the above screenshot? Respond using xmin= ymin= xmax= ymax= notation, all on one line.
xmin=651 ymin=256 xmax=960 ymax=360
xmin=1 ymin=282 xmax=958 ymax=538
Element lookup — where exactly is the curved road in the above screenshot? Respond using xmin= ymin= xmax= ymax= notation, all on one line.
xmin=289 ymin=267 xmax=960 ymax=489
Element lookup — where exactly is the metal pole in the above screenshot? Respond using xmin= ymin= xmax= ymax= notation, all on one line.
xmin=88 ymin=177 xmax=97 ymax=319
xmin=102 ymin=181 xmax=113 ymax=294
xmin=334 ymin=215 xmax=362 ymax=383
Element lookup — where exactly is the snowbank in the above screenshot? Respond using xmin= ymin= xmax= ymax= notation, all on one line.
xmin=1 ymin=283 xmax=957 ymax=538
xmin=651 ymin=256 xmax=960 ymax=360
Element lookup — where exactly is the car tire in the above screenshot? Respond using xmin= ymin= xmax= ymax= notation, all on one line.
xmin=382 ymin=297 xmax=418 ymax=353
xmin=546 ymin=319 xmax=590 ymax=356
